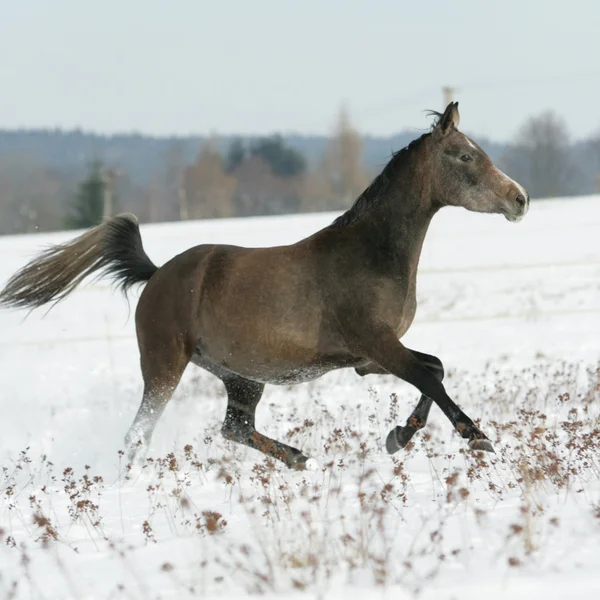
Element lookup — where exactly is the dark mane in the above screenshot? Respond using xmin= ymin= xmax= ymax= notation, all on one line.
xmin=331 ymin=131 xmax=430 ymax=228
xmin=425 ymin=110 xmax=443 ymax=127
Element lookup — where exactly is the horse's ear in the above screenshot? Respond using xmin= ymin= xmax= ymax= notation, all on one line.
xmin=436 ymin=102 xmax=460 ymax=136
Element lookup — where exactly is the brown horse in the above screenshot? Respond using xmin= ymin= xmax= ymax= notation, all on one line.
xmin=0 ymin=103 xmax=529 ymax=470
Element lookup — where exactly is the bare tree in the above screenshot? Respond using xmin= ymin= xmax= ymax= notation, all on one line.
xmin=184 ymin=139 xmax=236 ymax=219
xmin=585 ymin=133 xmax=600 ymax=193
xmin=299 ymin=163 xmax=332 ymax=214
xmin=500 ymin=111 xmax=576 ymax=199
xmin=0 ymin=156 xmax=65 ymax=234
xmin=321 ymin=106 xmax=369 ymax=209
xmin=164 ymin=141 xmax=189 ymax=221
xmin=111 ymin=170 xmax=154 ymax=223
xmin=101 ymin=166 xmax=122 ymax=220
xmin=231 ymin=155 xmax=306 ymax=216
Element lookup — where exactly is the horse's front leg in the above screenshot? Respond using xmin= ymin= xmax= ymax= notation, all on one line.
xmin=347 ymin=323 xmax=494 ymax=454
xmin=356 ymin=351 xmax=448 ymax=451
xmin=384 ymin=349 xmax=442 ymax=453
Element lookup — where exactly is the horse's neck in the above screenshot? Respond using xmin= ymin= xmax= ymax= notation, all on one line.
xmin=359 ymin=188 xmax=437 ymax=279
xmin=329 ymin=141 xmax=437 ymax=278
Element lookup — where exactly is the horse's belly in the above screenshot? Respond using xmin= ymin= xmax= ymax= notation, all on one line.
xmin=196 ymin=308 xmax=356 ymax=384
xmin=251 ymin=364 xmax=335 ymax=385
xmin=226 ymin=351 xmax=361 ymax=385
xmin=195 ymin=337 xmax=360 ymax=385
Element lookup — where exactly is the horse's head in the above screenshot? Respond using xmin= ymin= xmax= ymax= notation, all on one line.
xmin=428 ymin=102 xmax=529 ymax=222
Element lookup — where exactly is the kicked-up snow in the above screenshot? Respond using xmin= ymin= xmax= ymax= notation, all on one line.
xmin=1 ymin=196 xmax=600 ymax=599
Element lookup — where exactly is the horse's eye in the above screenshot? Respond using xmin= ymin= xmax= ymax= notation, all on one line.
xmin=460 ymin=154 xmax=473 ymax=162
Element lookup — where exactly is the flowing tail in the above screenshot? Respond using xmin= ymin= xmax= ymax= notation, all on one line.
xmin=0 ymin=214 xmax=158 ymax=311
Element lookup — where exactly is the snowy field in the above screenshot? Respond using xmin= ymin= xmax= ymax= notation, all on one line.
xmin=1 ymin=196 xmax=600 ymax=599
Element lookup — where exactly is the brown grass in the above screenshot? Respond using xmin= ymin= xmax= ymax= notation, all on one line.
xmin=1 ymin=359 xmax=599 ymax=597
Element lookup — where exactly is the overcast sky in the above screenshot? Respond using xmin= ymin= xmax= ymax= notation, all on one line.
xmin=1 ymin=0 xmax=598 ymax=141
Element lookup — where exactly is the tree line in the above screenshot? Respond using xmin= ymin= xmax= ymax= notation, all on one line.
xmin=1 ymin=108 xmax=599 ymax=234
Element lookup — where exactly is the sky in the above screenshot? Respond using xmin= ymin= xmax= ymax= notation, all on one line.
xmin=1 ymin=0 xmax=599 ymax=142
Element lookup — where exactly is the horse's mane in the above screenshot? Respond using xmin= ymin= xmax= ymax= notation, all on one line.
xmin=331 ymin=129 xmax=432 ymax=229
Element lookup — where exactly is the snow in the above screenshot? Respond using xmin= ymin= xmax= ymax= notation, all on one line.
xmin=1 ymin=195 xmax=600 ymax=599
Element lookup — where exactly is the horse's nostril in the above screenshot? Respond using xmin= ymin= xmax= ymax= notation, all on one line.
xmin=515 ymin=193 xmax=527 ymax=208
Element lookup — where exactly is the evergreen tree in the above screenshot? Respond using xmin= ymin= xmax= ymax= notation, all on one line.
xmin=65 ymin=161 xmax=106 ymax=229
xmin=225 ymin=137 xmax=246 ymax=173
xmin=249 ymin=135 xmax=306 ymax=177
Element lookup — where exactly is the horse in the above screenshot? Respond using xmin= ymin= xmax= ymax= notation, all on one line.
xmin=0 ymin=102 xmax=529 ymax=470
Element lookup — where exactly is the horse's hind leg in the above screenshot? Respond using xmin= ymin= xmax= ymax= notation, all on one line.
xmin=385 ymin=350 xmax=442 ymax=453
xmin=221 ymin=376 xmax=313 ymax=470
xmin=124 ymin=335 xmax=192 ymax=468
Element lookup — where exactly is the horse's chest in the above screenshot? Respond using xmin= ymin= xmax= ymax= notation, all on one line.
xmin=394 ymin=293 xmax=417 ymax=337
xmin=379 ymin=279 xmax=418 ymax=338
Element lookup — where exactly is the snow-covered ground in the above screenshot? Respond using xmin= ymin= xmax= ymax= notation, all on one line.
xmin=1 ymin=196 xmax=599 ymax=599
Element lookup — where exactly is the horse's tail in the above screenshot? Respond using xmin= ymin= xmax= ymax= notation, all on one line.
xmin=0 ymin=214 xmax=158 ymax=311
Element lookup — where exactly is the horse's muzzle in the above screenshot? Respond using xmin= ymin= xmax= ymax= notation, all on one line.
xmin=504 ymin=191 xmax=530 ymax=223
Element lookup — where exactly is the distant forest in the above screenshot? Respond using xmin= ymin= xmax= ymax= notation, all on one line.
xmin=0 ymin=109 xmax=598 ymax=235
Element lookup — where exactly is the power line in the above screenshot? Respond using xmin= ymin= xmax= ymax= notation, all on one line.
xmin=357 ymin=69 xmax=600 ymax=126
xmin=460 ymin=68 xmax=600 ymax=92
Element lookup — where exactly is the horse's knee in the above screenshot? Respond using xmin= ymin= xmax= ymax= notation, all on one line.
xmin=424 ymin=356 xmax=444 ymax=382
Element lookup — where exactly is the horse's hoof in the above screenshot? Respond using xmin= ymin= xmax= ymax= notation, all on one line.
xmin=386 ymin=426 xmax=417 ymax=454
xmin=385 ymin=428 xmax=399 ymax=454
xmin=468 ymin=438 xmax=495 ymax=453
xmin=291 ymin=456 xmax=318 ymax=471
xmin=304 ymin=458 xmax=320 ymax=471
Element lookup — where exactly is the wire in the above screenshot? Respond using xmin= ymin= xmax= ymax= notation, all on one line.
xmin=356 ymin=69 xmax=600 ymax=126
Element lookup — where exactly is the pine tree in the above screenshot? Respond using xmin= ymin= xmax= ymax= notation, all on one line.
xmin=65 ymin=161 xmax=106 ymax=229
xmin=249 ymin=135 xmax=306 ymax=177
xmin=225 ymin=137 xmax=246 ymax=173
